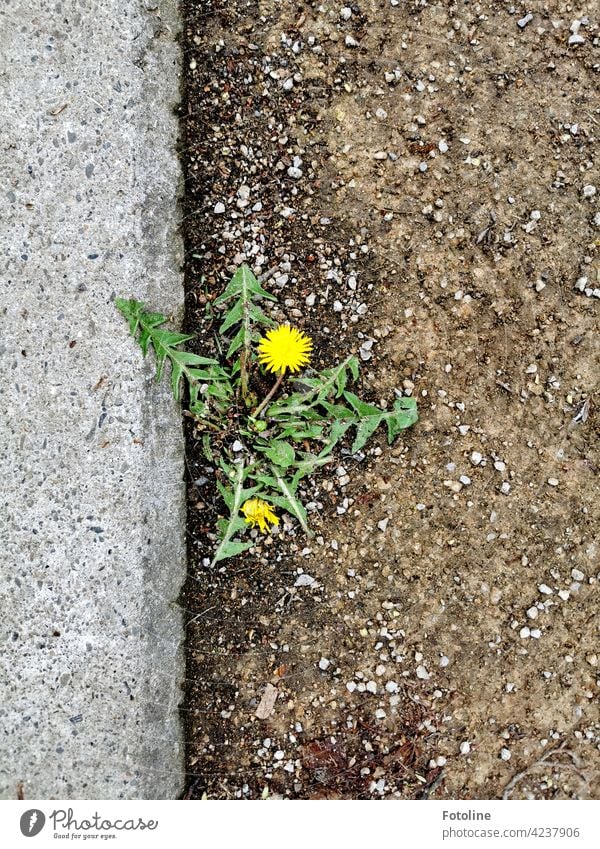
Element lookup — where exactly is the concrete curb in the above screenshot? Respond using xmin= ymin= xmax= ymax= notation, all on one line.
xmin=0 ymin=0 xmax=185 ymax=799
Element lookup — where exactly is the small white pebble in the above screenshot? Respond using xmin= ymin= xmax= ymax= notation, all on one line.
xmin=294 ymin=574 xmax=315 ymax=587
xmin=571 ymin=568 xmax=585 ymax=582
xmin=526 ymin=606 xmax=538 ymax=620
xmin=547 ymin=478 xmax=559 ymax=487
xmin=470 ymin=451 xmax=483 ymax=466
xmin=416 ymin=665 xmax=430 ymax=680
xmin=500 ymin=747 xmax=512 ymax=761
xmin=517 ymin=13 xmax=533 ymax=28
xmin=530 ymin=629 xmax=542 ymax=639
xmin=539 ymin=584 xmax=553 ymax=595
xmin=558 ymin=590 xmax=570 ymax=601
xmin=214 ymin=202 xmax=226 ymax=214
xmin=520 ymin=626 xmax=531 ymax=639
xmin=318 ymin=658 xmax=330 ymax=671
xmin=459 ymin=741 xmax=471 ymax=755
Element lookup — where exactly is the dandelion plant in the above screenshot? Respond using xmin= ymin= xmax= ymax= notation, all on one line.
xmin=116 ymin=265 xmax=418 ymax=564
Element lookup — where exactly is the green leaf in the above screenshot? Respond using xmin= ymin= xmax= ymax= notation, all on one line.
xmin=321 ymin=401 xmax=356 ymax=420
xmin=226 ymin=326 xmax=245 ymax=358
xmin=335 ymin=366 xmax=347 ymax=398
xmin=386 ymin=397 xmax=419 ymax=443
xmin=278 ymin=423 xmax=324 ymax=440
xmin=351 ymin=416 xmax=383 ymax=453
xmin=291 ymin=454 xmax=331 ymax=487
xmin=153 ymin=328 xmax=195 ymax=349
xmin=169 ymin=351 xmax=218 ymax=402
xmin=252 ymin=473 xmax=279 ymax=490
xmin=213 ymin=540 xmax=254 ymax=563
xmin=115 ymin=297 xmax=144 ymax=335
xmin=201 ymin=434 xmax=214 ymax=462
xmin=268 ymin=467 xmax=312 ymax=536
xmin=116 ymin=297 xmax=235 ymax=407
xmin=259 ymin=440 xmax=296 ymax=468
xmin=248 ymin=302 xmax=276 ymax=328
xmin=214 ymin=264 xmax=275 ymax=305
xmin=240 ymin=485 xmax=262 ymax=502
xmin=219 ymin=300 xmax=243 ymax=334
xmin=250 ymin=470 xmax=307 ymax=523
xmin=282 ymin=355 xmax=359 ymax=410
xmin=343 ymin=391 xmax=382 ymax=418
xmin=318 ymin=419 xmax=353 ymax=458
xmin=212 ymin=265 xmax=276 ymax=398
xmin=211 ymin=459 xmax=254 ymax=566
xmin=217 ymin=480 xmax=234 ymax=511
xmin=267 ymin=395 xmax=313 ymax=419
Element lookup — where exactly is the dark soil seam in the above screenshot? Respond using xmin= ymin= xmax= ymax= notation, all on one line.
xmin=175 ymin=0 xmax=433 ymax=800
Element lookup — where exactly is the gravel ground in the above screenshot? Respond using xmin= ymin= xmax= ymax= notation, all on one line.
xmin=179 ymin=0 xmax=599 ymax=799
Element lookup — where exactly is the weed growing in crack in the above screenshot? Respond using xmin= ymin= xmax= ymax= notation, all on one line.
xmin=116 ymin=265 xmax=418 ymax=564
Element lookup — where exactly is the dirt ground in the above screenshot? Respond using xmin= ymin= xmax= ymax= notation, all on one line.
xmin=179 ymin=0 xmax=599 ymax=799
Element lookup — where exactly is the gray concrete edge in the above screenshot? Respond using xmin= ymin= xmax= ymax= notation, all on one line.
xmin=0 ymin=0 xmax=186 ymax=800
xmin=135 ymin=0 xmax=186 ymax=801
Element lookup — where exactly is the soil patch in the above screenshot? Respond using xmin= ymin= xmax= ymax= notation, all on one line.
xmin=179 ymin=0 xmax=599 ymax=799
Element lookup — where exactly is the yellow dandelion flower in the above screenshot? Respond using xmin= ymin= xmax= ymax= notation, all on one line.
xmin=241 ymin=498 xmax=280 ymax=533
xmin=257 ymin=324 xmax=313 ymax=374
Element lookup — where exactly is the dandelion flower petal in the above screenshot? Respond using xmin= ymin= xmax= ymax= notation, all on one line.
xmin=241 ymin=498 xmax=280 ymax=533
xmin=257 ymin=324 xmax=313 ymax=374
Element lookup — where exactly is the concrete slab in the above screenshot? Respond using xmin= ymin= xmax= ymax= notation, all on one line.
xmin=0 ymin=0 xmax=185 ymax=798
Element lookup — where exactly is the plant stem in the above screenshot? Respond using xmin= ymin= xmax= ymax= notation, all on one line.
xmin=240 ymin=350 xmax=249 ymax=400
xmin=252 ymin=371 xmax=285 ymax=419
xmin=210 ymin=460 xmax=246 ymax=566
